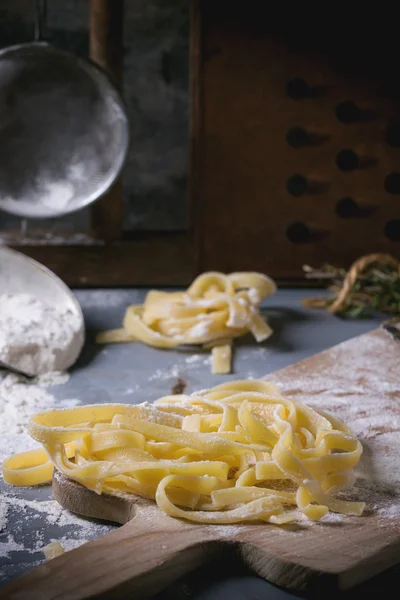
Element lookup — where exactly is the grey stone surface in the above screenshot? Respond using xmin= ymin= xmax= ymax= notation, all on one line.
xmin=0 ymin=286 xmax=394 ymax=598
xmin=0 ymin=0 xmax=189 ymax=233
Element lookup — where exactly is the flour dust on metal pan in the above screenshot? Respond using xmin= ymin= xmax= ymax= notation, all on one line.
xmin=0 ymin=0 xmax=129 ymax=219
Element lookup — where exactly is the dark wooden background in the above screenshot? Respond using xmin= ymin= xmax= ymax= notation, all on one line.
xmin=193 ymin=2 xmax=400 ymax=282
xmin=1 ymin=1 xmax=400 ymax=286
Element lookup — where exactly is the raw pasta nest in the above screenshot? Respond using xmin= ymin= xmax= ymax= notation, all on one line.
xmin=96 ymin=271 xmax=276 ymax=374
xmin=3 ymin=380 xmax=365 ymax=524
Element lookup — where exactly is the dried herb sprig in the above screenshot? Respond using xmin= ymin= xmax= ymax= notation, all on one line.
xmin=303 ymin=253 xmax=400 ymax=318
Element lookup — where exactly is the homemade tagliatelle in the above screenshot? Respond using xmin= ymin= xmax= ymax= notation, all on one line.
xmin=96 ymin=272 xmax=276 ymax=374
xmin=3 ymin=380 xmax=365 ymax=524
xmin=43 ymin=541 xmax=66 ymax=561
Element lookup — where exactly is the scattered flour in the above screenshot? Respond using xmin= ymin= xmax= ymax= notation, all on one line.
xmin=0 ymin=293 xmax=83 ymax=375
xmin=0 ymin=371 xmax=112 ymax=561
xmin=0 ymin=493 xmax=112 ymax=558
xmin=0 ymin=369 xmax=79 ymax=461
xmin=0 ymin=494 xmax=110 ymax=533
xmin=0 ymin=503 xmax=9 ymax=533
xmin=0 ymin=302 xmax=91 ymax=564
xmin=245 ymin=371 xmax=257 ymax=379
xmin=184 ymin=354 xmax=206 ymax=364
xmin=0 ymin=536 xmax=25 ymax=557
xmin=122 ymin=384 xmax=141 ymax=396
xmin=147 ymin=355 xmax=211 ymax=383
xmin=34 ymin=371 xmax=71 ymax=387
xmin=242 ymin=347 xmax=270 ymax=361
xmin=148 ymin=365 xmax=182 ymax=382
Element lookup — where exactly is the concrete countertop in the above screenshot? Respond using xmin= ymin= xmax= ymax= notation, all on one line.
xmin=1 ymin=287 xmax=397 ymax=598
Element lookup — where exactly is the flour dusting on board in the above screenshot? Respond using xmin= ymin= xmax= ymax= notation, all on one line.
xmin=268 ymin=330 xmax=400 ymax=519
xmin=0 ymin=293 xmax=83 ymax=375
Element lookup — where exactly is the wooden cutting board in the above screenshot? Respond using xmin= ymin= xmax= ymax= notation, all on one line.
xmin=2 ymin=328 xmax=400 ymax=600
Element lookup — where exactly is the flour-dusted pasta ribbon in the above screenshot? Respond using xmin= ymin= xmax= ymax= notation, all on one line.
xmin=3 ymin=380 xmax=365 ymax=524
xmin=96 ymin=272 xmax=276 ymax=373
xmin=43 ymin=541 xmax=65 ymax=560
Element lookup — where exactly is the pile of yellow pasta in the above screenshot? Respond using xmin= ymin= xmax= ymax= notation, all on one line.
xmin=3 ymin=380 xmax=365 ymax=524
xmin=96 ymin=272 xmax=276 ymax=374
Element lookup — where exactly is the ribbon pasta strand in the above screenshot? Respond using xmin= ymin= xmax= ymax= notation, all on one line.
xmin=3 ymin=380 xmax=365 ymax=524
xmin=96 ymin=272 xmax=276 ymax=374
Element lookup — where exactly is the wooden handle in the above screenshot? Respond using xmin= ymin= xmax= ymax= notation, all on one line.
xmin=89 ymin=0 xmax=124 ymax=242
xmin=1 ymin=519 xmax=217 ymax=600
xmin=1 ymin=475 xmax=218 ymax=599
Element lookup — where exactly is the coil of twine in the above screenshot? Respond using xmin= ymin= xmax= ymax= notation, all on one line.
xmin=303 ymin=253 xmax=400 ymax=315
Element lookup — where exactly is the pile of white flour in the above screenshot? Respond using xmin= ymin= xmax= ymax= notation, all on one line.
xmin=0 ymin=293 xmax=82 ymax=375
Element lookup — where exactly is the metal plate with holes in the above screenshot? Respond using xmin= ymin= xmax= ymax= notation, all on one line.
xmin=193 ymin=2 xmax=400 ymax=278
